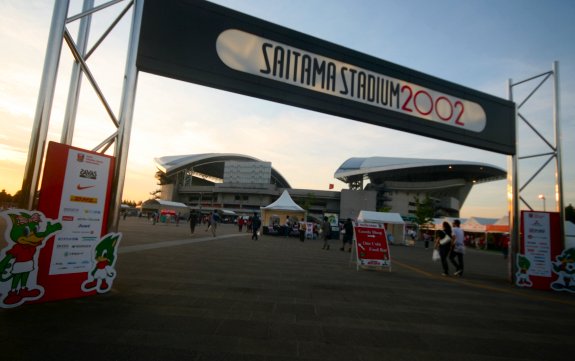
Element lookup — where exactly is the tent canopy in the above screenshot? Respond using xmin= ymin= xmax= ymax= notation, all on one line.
xmin=461 ymin=217 xmax=498 ymax=233
xmin=357 ymin=210 xmax=404 ymax=224
xmin=141 ymin=199 xmax=189 ymax=214
xmin=262 ymin=190 xmax=304 ymax=211
xmin=260 ymin=190 xmax=305 ymax=228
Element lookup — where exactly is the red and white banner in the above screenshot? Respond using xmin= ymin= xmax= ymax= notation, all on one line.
xmin=353 ymin=222 xmax=391 ymax=270
xmin=516 ymin=211 xmax=563 ymax=291
xmin=36 ymin=142 xmax=117 ymax=303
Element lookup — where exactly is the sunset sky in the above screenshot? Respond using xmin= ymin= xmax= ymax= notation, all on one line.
xmin=1 ymin=0 xmax=574 ymax=218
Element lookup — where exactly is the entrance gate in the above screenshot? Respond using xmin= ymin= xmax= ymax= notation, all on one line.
xmin=18 ymin=0 xmax=564 ymax=281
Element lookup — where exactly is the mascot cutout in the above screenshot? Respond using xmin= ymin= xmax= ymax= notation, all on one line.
xmin=81 ymin=233 xmax=121 ymax=293
xmin=0 ymin=210 xmax=61 ymax=308
xmin=515 ymin=254 xmax=533 ymax=288
xmin=550 ymin=248 xmax=575 ymax=293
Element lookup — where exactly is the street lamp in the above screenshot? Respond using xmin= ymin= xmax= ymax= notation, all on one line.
xmin=538 ymin=194 xmax=546 ymax=211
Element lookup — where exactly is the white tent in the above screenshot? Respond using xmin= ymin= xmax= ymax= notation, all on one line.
xmin=461 ymin=217 xmax=498 ymax=233
xmin=357 ymin=210 xmax=406 ymax=245
xmin=260 ymin=190 xmax=305 ymax=231
xmin=141 ymin=199 xmax=189 ymax=214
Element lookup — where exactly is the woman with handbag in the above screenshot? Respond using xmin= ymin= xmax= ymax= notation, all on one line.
xmin=435 ymin=221 xmax=453 ymax=276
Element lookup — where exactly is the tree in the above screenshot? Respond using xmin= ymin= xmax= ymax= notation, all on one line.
xmin=566 ymin=204 xmax=575 ymax=223
xmin=300 ymin=193 xmax=316 ymax=212
xmin=413 ymin=195 xmax=435 ymax=234
xmin=0 ymin=189 xmax=10 ymax=204
xmin=149 ymin=189 xmax=161 ymax=200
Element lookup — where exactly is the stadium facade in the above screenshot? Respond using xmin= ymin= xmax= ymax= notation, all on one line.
xmin=152 ymin=153 xmax=506 ymax=220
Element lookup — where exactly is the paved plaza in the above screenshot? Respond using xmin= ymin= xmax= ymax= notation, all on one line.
xmin=1 ymin=216 xmax=574 ymax=361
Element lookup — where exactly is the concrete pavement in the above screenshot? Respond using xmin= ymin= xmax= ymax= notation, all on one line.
xmin=1 ymin=216 xmax=574 ymax=361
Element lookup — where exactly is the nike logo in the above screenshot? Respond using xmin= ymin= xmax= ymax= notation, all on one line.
xmin=76 ymin=184 xmax=95 ymax=190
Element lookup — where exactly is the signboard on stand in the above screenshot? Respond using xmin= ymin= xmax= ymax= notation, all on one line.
xmin=352 ymin=222 xmax=391 ymax=271
xmin=515 ymin=211 xmax=568 ymax=292
xmin=0 ymin=142 xmax=121 ymax=308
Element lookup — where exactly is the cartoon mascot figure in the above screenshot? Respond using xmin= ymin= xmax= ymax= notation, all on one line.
xmin=0 ymin=210 xmax=62 ymax=307
xmin=515 ymin=254 xmax=533 ymax=288
xmin=550 ymin=248 xmax=575 ymax=293
xmin=81 ymin=233 xmax=121 ymax=293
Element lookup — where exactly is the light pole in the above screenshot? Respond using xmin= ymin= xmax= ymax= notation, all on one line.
xmin=538 ymin=194 xmax=546 ymax=212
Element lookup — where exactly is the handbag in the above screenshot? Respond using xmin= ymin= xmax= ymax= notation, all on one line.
xmin=432 ymin=249 xmax=440 ymax=262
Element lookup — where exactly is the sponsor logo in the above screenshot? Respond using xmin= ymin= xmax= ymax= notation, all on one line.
xmin=79 ymin=169 xmax=97 ymax=180
xmin=77 ymin=217 xmax=101 ymax=222
xmin=70 ymin=195 xmax=98 ymax=204
xmin=77 ymin=153 xmax=85 ymax=162
xmin=76 ymin=184 xmax=95 ymax=191
xmin=63 ymin=207 xmax=80 ymax=213
xmin=84 ymin=209 xmax=102 ymax=215
xmin=62 ymin=215 xmax=74 ymax=221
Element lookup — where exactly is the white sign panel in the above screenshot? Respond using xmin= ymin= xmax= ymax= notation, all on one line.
xmin=522 ymin=212 xmax=551 ymax=277
xmin=217 ymin=29 xmax=487 ymax=133
xmin=50 ymin=150 xmax=112 ymax=275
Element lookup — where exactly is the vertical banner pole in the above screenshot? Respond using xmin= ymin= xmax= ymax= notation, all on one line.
xmin=507 ymin=78 xmax=519 ymax=283
xmin=552 ymin=61 xmax=565 ymax=248
xmin=20 ymin=0 xmax=70 ymax=210
xmin=108 ymin=0 xmax=143 ymax=232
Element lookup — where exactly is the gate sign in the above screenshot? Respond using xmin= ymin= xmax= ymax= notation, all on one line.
xmin=353 ymin=222 xmax=391 ymax=270
xmin=137 ymin=0 xmax=516 ymax=155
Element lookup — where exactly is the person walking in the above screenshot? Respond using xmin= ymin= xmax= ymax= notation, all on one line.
xmin=423 ymin=232 xmax=431 ymax=249
xmin=209 ymin=211 xmax=220 ymax=237
xmin=435 ymin=221 xmax=453 ymax=276
xmin=450 ymin=219 xmax=465 ymax=276
xmin=283 ymin=216 xmax=291 ymax=237
xmin=340 ymin=218 xmax=354 ymax=252
xmin=251 ymin=212 xmax=261 ymax=240
xmin=321 ymin=216 xmax=331 ymax=250
xmin=298 ymin=218 xmax=306 ymax=242
xmin=188 ymin=211 xmax=198 ymax=235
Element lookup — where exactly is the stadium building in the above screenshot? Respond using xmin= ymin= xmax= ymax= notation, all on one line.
xmin=152 ymin=153 xmax=506 ymax=219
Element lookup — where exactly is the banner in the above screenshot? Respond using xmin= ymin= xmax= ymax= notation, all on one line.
xmin=353 ymin=222 xmax=391 ymax=270
xmin=516 ymin=211 xmax=567 ymax=292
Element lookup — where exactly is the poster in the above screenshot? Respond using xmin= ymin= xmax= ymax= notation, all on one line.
xmin=516 ymin=211 xmax=563 ymax=291
xmin=353 ymin=222 xmax=391 ymax=270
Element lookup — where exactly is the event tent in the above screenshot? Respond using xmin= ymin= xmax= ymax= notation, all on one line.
xmin=260 ymin=190 xmax=305 ymax=230
xmin=140 ymin=199 xmax=189 ymax=215
xmin=461 ymin=217 xmax=498 ymax=233
xmin=356 ymin=210 xmax=406 ymax=245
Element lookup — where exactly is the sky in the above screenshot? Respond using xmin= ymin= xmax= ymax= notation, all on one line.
xmin=0 ymin=0 xmax=573 ymax=219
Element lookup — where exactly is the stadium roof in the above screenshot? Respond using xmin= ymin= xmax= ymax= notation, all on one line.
xmin=334 ymin=157 xmax=506 ymax=185
xmin=154 ymin=153 xmax=292 ymax=188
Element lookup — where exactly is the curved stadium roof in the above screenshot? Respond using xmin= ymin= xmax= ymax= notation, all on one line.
xmin=154 ymin=153 xmax=292 ymax=188
xmin=334 ymin=157 xmax=506 ymax=185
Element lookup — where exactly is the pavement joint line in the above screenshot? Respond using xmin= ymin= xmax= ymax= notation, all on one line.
xmin=119 ymin=233 xmax=248 ymax=254
xmin=393 ymin=259 xmax=575 ymax=307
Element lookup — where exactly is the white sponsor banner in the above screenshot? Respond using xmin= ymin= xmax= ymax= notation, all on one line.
xmin=522 ymin=212 xmax=551 ymax=277
xmin=50 ymin=149 xmax=111 ymax=275
xmin=217 ymin=29 xmax=486 ymax=133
